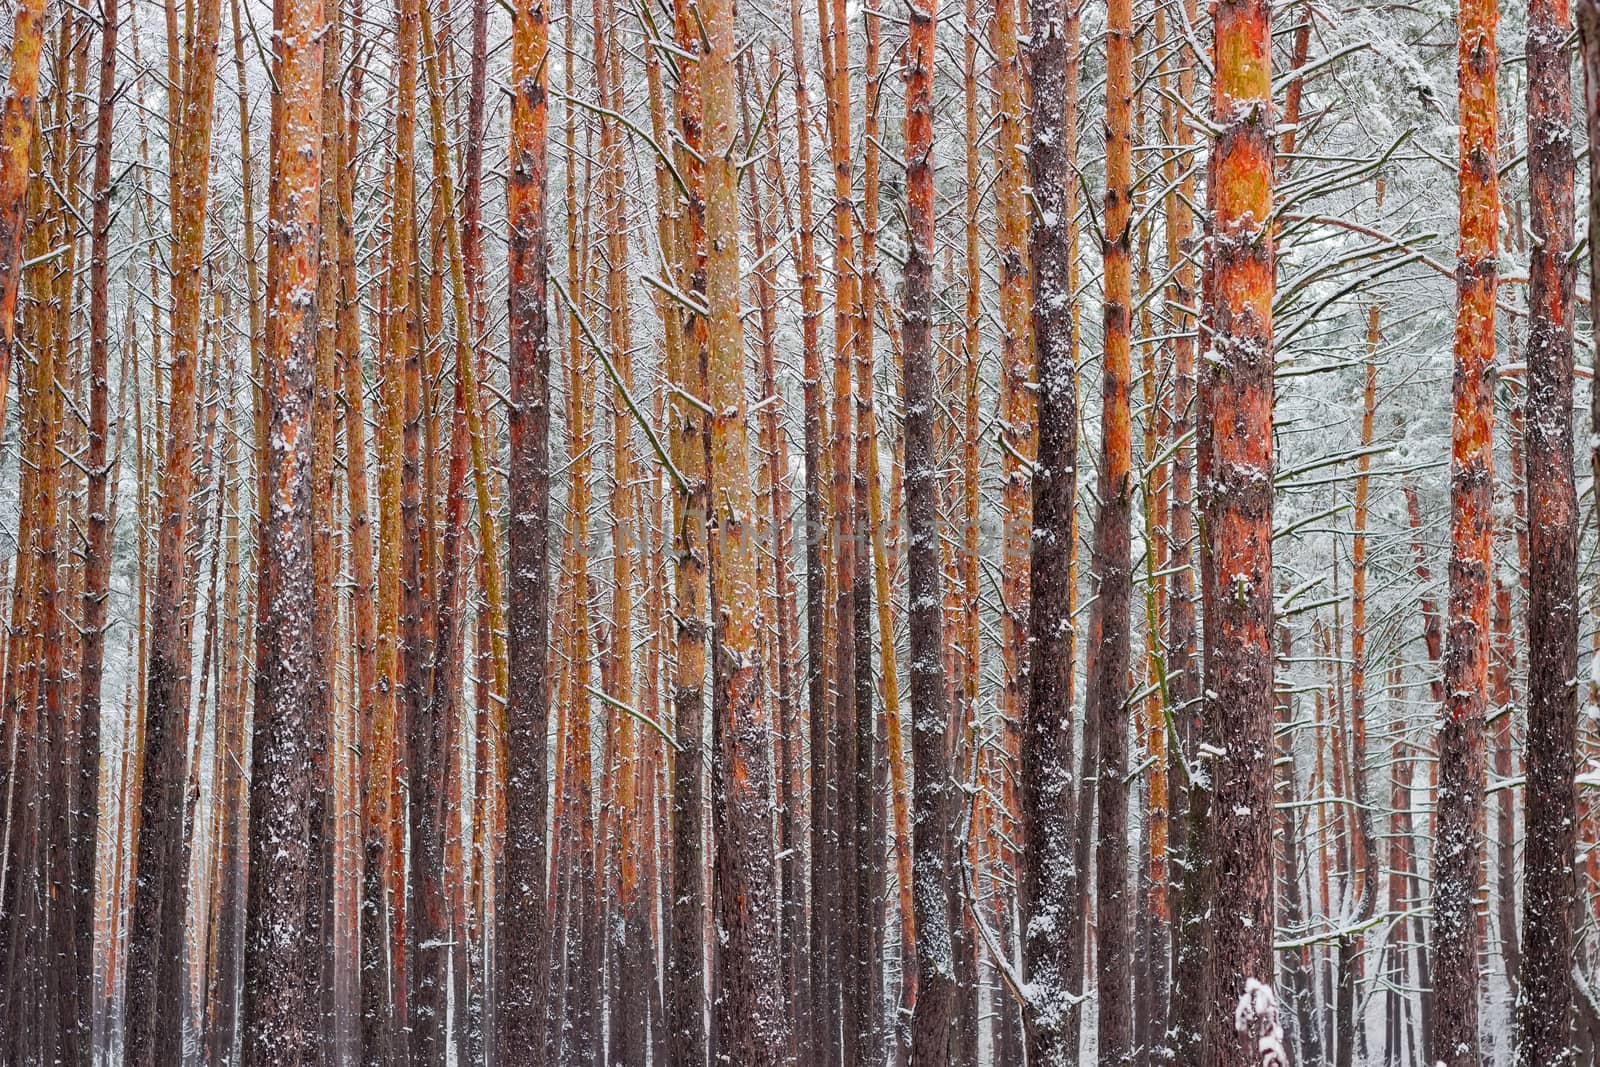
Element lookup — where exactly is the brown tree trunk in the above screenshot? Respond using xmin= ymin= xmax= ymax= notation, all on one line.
xmin=1517 ymin=0 xmax=1579 ymax=1061
xmin=667 ymin=0 xmax=711 ymax=1058
xmin=1089 ymin=0 xmax=1136 ymax=1056
xmin=903 ymin=0 xmax=957 ymax=1055
xmin=78 ymin=0 xmax=120 ymax=1046
xmin=1019 ymin=0 xmax=1080 ymax=1058
xmin=241 ymin=0 xmax=325 ymax=1055
xmin=0 ymin=0 xmax=48 ymax=437
xmin=126 ymin=0 xmax=226 ymax=1055
xmin=499 ymin=0 xmax=554 ymax=1050
xmin=785 ymin=0 xmax=830 ymax=1055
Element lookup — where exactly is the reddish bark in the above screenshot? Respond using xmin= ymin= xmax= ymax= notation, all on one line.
xmin=241 ymin=0 xmax=325 ymax=1054
xmin=1433 ymin=0 xmax=1498 ymax=1058
xmin=1195 ymin=0 xmax=1278 ymax=1060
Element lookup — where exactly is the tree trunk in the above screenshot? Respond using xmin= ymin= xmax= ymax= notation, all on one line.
xmin=126 ymin=0 xmax=226 ymax=1055
xmin=1517 ymin=0 xmax=1579 ymax=1061
xmin=241 ymin=0 xmax=325 ymax=1055
xmin=667 ymin=0 xmax=711 ymax=1059
xmin=904 ymin=0 xmax=958 ymax=1055
xmin=1433 ymin=0 xmax=1498 ymax=1059
xmin=1019 ymin=0 xmax=1080 ymax=1056
xmin=702 ymin=0 xmax=791 ymax=1052
xmin=78 ymin=0 xmax=120 ymax=1048
xmin=0 ymin=0 xmax=48 ymax=436
xmin=1089 ymin=0 xmax=1136 ymax=1055
xmin=1196 ymin=0 xmax=1277 ymax=1060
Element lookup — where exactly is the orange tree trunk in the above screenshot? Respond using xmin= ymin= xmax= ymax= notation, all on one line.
xmin=241 ymin=0 xmax=324 ymax=1053
xmin=1088 ymin=0 xmax=1135 ymax=1056
xmin=747 ymin=60 xmax=807 ymax=1029
xmin=0 ymin=0 xmax=48 ymax=435
xmin=818 ymin=0 xmax=861 ymax=1049
xmin=990 ymin=5 xmax=1031 ymax=1023
xmin=701 ymin=0 xmax=790 ymax=1053
xmin=1195 ymin=0 xmax=1277 ymax=1058
xmin=125 ymin=0 xmax=226 ymax=1055
xmin=1164 ymin=0 xmax=1202 ymax=1041
xmin=1516 ymin=0 xmax=1579 ymax=1060
xmin=1434 ymin=0 xmax=1497 ymax=1059
xmin=784 ymin=0 xmax=830 ymax=1056
xmin=78 ymin=0 xmax=120 ymax=1037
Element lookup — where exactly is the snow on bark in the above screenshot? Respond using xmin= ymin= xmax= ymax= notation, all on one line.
xmin=702 ymin=0 xmax=791 ymax=1055
xmin=1433 ymin=0 xmax=1498 ymax=1060
xmin=1195 ymin=0 xmax=1278 ymax=1062
xmin=1518 ymin=0 xmax=1581 ymax=1062
xmin=241 ymin=0 xmax=324 ymax=1060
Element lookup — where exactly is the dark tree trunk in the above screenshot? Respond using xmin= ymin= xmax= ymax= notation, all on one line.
xmin=499 ymin=0 xmax=554 ymax=1052
xmin=1019 ymin=0 xmax=1081 ymax=1055
xmin=667 ymin=1 xmax=710 ymax=1061
xmin=1089 ymin=0 xmax=1136 ymax=1056
xmin=78 ymin=0 xmax=120 ymax=1050
xmin=126 ymin=0 xmax=226 ymax=1055
xmin=904 ymin=0 xmax=958 ymax=1055
xmin=1518 ymin=0 xmax=1579 ymax=1062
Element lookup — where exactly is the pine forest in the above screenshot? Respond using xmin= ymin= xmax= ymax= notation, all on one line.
xmin=0 ymin=0 xmax=1595 ymax=1060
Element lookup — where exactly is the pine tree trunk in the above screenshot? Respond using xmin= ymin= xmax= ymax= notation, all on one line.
xmin=1434 ymin=0 xmax=1498 ymax=1058
xmin=1196 ymin=0 xmax=1277 ymax=1059
xmin=702 ymin=0 xmax=790 ymax=1051
xmin=903 ymin=0 xmax=957 ymax=1054
xmin=1089 ymin=0 xmax=1136 ymax=1055
xmin=242 ymin=0 xmax=325 ymax=1054
xmin=1019 ymin=0 xmax=1080 ymax=1056
xmin=499 ymin=0 xmax=554 ymax=1048
xmin=667 ymin=0 xmax=711 ymax=1058
xmin=78 ymin=0 xmax=120 ymax=1048
xmin=1516 ymin=0 xmax=1578 ymax=1060
xmin=785 ymin=0 xmax=829 ymax=1056
xmin=126 ymin=0 xmax=226 ymax=1055
xmin=0 ymin=0 xmax=48 ymax=435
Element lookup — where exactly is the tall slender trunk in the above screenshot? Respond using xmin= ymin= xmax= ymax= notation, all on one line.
xmin=1434 ymin=0 xmax=1498 ymax=1058
xmin=903 ymin=0 xmax=957 ymax=1054
xmin=241 ymin=0 xmax=325 ymax=1055
xmin=1019 ymin=0 xmax=1080 ymax=1054
xmin=0 ymin=0 xmax=48 ymax=436
xmin=306 ymin=19 xmax=347 ymax=1058
xmin=78 ymin=0 xmax=120 ymax=1047
xmin=667 ymin=0 xmax=710 ymax=1058
xmin=126 ymin=0 xmax=226 ymax=1055
xmin=991 ymin=0 xmax=1030 ymax=1045
xmin=1197 ymin=0 xmax=1277 ymax=1060
xmin=818 ymin=0 xmax=862 ymax=1051
xmin=1089 ymin=0 xmax=1136 ymax=1056
xmin=702 ymin=0 xmax=790 ymax=1051
xmin=787 ymin=0 xmax=830 ymax=1055
xmin=500 ymin=0 xmax=554 ymax=1048
xmin=1338 ymin=242 xmax=1382 ymax=1067
xmin=1517 ymin=0 xmax=1578 ymax=1060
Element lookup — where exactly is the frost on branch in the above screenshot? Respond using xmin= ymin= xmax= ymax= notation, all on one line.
xmin=1233 ymin=977 xmax=1290 ymax=1067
